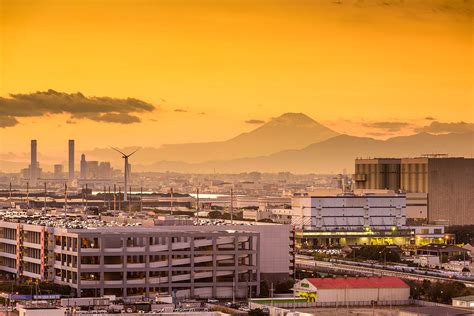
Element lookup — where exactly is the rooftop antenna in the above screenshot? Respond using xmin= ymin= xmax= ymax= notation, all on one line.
xmin=111 ymin=147 xmax=139 ymax=202
xmin=8 ymin=182 xmax=11 ymax=203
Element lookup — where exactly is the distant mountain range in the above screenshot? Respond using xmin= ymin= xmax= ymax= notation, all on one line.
xmin=85 ymin=112 xmax=339 ymax=164
xmin=136 ymin=132 xmax=474 ymax=173
xmin=1 ymin=113 xmax=473 ymax=174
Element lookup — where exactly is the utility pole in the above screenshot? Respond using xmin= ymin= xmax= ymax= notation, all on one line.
xmin=113 ymin=184 xmax=116 ymax=211
xmin=8 ymin=182 xmax=11 ymax=203
xmin=128 ymin=186 xmax=132 ymax=213
xmin=82 ymin=185 xmax=85 ymax=207
xmin=108 ymin=186 xmax=111 ymax=210
xmin=103 ymin=186 xmax=107 ymax=208
xmin=140 ymin=186 xmax=143 ymax=213
xmin=170 ymin=187 xmax=174 ymax=215
xmin=26 ymin=182 xmax=29 ymax=210
xmin=230 ymin=187 xmax=234 ymax=224
xmin=64 ymin=183 xmax=68 ymax=218
xmin=118 ymin=186 xmax=122 ymax=211
xmin=196 ymin=187 xmax=199 ymax=221
xmin=85 ymin=184 xmax=88 ymax=208
xmin=44 ymin=182 xmax=47 ymax=211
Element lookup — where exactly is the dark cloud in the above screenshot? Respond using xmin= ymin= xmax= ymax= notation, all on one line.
xmin=363 ymin=121 xmax=410 ymax=132
xmin=415 ymin=121 xmax=474 ymax=134
xmin=0 ymin=89 xmax=155 ymax=127
xmin=0 ymin=116 xmax=19 ymax=128
xmin=174 ymin=109 xmax=187 ymax=113
xmin=425 ymin=116 xmax=436 ymax=121
xmin=245 ymin=119 xmax=265 ymax=124
xmin=65 ymin=120 xmax=76 ymax=124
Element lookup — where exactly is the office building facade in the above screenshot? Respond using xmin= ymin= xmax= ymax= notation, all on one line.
xmin=354 ymin=157 xmax=474 ymax=225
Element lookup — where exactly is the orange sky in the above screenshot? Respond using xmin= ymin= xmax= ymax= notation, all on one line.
xmin=0 ymin=0 xmax=473 ymax=156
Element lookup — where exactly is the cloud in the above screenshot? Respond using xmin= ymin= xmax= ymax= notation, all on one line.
xmin=0 ymin=89 xmax=155 ymax=127
xmin=174 ymin=109 xmax=187 ymax=113
xmin=197 ymin=112 xmax=206 ymax=115
xmin=245 ymin=119 xmax=265 ymax=124
xmin=363 ymin=121 xmax=410 ymax=132
xmin=425 ymin=116 xmax=436 ymax=121
xmin=0 ymin=116 xmax=19 ymax=128
xmin=366 ymin=132 xmax=390 ymax=137
xmin=415 ymin=121 xmax=474 ymax=134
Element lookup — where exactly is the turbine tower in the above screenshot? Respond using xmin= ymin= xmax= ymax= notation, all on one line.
xmin=111 ymin=147 xmax=139 ymax=202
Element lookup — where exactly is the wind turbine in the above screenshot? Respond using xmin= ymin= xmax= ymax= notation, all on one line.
xmin=111 ymin=147 xmax=139 ymax=202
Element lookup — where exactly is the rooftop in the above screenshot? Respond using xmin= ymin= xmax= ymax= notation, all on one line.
xmin=453 ymin=295 xmax=474 ymax=302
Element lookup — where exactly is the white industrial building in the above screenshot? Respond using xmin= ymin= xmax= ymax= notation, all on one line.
xmin=291 ymin=194 xmax=406 ymax=230
xmin=293 ymin=277 xmax=410 ymax=304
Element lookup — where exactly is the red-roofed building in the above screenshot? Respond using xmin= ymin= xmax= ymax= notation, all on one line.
xmin=293 ymin=276 xmax=410 ymax=304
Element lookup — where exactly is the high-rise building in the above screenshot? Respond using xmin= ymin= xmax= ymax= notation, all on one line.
xmin=86 ymin=161 xmax=99 ymax=179
xmin=98 ymin=162 xmax=113 ymax=179
xmin=80 ymin=154 xmax=87 ymax=179
xmin=54 ymin=164 xmax=64 ymax=179
xmin=354 ymin=158 xmax=401 ymax=191
xmin=354 ymin=157 xmax=474 ymax=225
xmin=30 ymin=140 xmax=38 ymax=185
xmin=68 ymin=140 xmax=75 ymax=180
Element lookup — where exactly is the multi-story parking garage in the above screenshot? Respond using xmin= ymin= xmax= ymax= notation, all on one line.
xmin=0 ymin=216 xmax=292 ymax=299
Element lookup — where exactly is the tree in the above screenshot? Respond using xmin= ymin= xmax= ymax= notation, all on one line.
xmin=259 ymin=281 xmax=269 ymax=297
xmin=249 ymin=308 xmax=268 ymax=316
xmin=275 ymin=279 xmax=295 ymax=294
xmin=208 ymin=211 xmax=222 ymax=219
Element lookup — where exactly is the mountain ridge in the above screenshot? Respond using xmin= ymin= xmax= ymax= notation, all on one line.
xmin=136 ymin=132 xmax=474 ymax=173
xmin=85 ymin=112 xmax=339 ymax=164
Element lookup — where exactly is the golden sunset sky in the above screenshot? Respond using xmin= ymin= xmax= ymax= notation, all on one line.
xmin=0 ymin=0 xmax=472 ymax=158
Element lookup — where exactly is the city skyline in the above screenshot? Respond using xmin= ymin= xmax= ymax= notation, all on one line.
xmin=1 ymin=0 xmax=473 ymax=156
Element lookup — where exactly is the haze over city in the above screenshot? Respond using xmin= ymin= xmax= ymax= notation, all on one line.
xmin=0 ymin=1 xmax=473 ymax=315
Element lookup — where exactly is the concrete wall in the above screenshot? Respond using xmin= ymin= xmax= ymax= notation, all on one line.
xmin=428 ymin=158 xmax=474 ymax=226
xmin=317 ymin=287 xmax=410 ymax=303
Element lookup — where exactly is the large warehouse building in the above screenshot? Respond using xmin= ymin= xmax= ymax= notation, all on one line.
xmin=291 ymin=194 xmax=411 ymax=247
xmin=354 ymin=157 xmax=474 ymax=225
xmin=0 ymin=215 xmax=292 ymax=299
xmin=293 ymin=277 xmax=410 ymax=304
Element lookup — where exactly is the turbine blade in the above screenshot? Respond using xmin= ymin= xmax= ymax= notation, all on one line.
xmin=111 ymin=147 xmax=126 ymax=156
xmin=127 ymin=148 xmax=140 ymax=157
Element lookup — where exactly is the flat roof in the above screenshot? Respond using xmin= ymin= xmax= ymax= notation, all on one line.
xmin=453 ymin=295 xmax=474 ymax=302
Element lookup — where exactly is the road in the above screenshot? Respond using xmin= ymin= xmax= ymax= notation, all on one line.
xmin=296 ymin=256 xmax=474 ymax=288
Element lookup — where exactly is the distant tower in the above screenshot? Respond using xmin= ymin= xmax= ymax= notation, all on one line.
xmin=68 ymin=140 xmax=75 ymax=180
xmin=54 ymin=164 xmax=64 ymax=179
xmin=30 ymin=140 xmax=38 ymax=185
xmin=80 ymin=154 xmax=87 ymax=179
